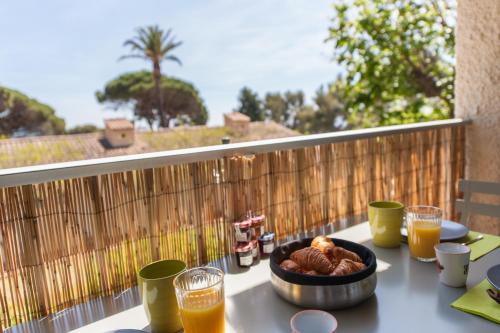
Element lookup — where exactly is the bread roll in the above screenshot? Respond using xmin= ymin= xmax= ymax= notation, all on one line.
xmin=311 ymin=236 xmax=336 ymax=264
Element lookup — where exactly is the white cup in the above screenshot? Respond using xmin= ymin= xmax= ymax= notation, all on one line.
xmin=434 ymin=243 xmax=471 ymax=287
xmin=290 ymin=310 xmax=337 ymax=333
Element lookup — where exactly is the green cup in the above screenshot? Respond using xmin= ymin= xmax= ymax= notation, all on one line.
xmin=138 ymin=259 xmax=187 ymax=333
xmin=368 ymin=201 xmax=404 ymax=248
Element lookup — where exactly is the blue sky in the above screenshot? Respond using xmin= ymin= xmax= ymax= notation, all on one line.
xmin=0 ymin=0 xmax=338 ymax=128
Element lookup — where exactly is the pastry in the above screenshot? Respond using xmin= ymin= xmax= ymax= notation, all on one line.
xmin=311 ymin=236 xmax=336 ymax=264
xmin=311 ymin=235 xmax=335 ymax=248
xmin=333 ymin=246 xmax=362 ymax=263
xmin=279 ymin=259 xmax=302 ymax=273
xmin=290 ymin=247 xmax=334 ymax=274
xmin=330 ymin=258 xmax=366 ymax=276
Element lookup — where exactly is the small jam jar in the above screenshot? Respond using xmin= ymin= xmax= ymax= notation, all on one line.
xmin=234 ymin=220 xmax=251 ymax=243
xmin=234 ymin=243 xmax=253 ymax=267
xmin=258 ymin=232 xmax=275 ymax=256
xmin=250 ymin=239 xmax=260 ymax=263
xmin=250 ymin=215 xmax=265 ymax=240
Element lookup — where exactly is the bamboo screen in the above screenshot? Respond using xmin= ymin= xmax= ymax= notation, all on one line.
xmin=0 ymin=125 xmax=464 ymax=329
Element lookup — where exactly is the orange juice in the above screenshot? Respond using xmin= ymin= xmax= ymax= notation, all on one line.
xmin=408 ymin=220 xmax=441 ymax=259
xmin=179 ymin=288 xmax=224 ymax=333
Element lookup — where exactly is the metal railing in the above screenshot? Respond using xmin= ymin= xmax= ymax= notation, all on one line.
xmin=0 ymin=118 xmax=466 ymax=187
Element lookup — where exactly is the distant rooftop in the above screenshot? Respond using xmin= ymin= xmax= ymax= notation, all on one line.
xmin=0 ymin=121 xmax=297 ymax=169
xmin=104 ymin=118 xmax=134 ymax=130
xmin=224 ymin=112 xmax=251 ymax=122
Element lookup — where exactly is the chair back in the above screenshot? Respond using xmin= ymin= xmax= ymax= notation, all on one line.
xmin=456 ymin=179 xmax=500 ymax=227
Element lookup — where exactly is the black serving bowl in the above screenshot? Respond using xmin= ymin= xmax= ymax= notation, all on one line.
xmin=270 ymin=237 xmax=377 ymax=309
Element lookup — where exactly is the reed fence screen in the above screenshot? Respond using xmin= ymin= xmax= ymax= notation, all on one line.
xmin=0 ymin=125 xmax=464 ymax=328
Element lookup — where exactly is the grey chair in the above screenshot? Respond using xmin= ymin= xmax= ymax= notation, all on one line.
xmin=456 ymin=179 xmax=500 ymax=227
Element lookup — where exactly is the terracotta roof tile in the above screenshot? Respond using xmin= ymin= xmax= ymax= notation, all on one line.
xmin=0 ymin=122 xmax=297 ymax=169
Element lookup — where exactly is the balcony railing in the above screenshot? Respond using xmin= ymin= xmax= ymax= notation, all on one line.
xmin=0 ymin=119 xmax=466 ymax=329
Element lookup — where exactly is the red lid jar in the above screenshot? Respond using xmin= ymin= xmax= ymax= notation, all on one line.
xmin=250 ymin=215 xmax=265 ymax=240
xmin=233 ymin=220 xmax=252 ymax=243
xmin=234 ymin=243 xmax=253 ymax=267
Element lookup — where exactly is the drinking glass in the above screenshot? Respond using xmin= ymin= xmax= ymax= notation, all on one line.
xmin=406 ymin=206 xmax=442 ymax=262
xmin=173 ymin=267 xmax=225 ymax=333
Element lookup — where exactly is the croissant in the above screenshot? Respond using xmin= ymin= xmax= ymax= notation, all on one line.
xmin=330 ymin=259 xmax=366 ymax=276
xmin=311 ymin=236 xmax=335 ymax=248
xmin=303 ymin=270 xmax=319 ymax=276
xmin=333 ymin=246 xmax=362 ymax=263
xmin=290 ymin=247 xmax=334 ymax=274
xmin=311 ymin=236 xmax=336 ymax=264
xmin=280 ymin=259 xmax=302 ymax=273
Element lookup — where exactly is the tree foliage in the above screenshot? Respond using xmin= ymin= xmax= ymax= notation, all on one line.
xmin=66 ymin=124 xmax=99 ymax=134
xmin=327 ymin=0 xmax=455 ymax=127
xmin=120 ymin=25 xmax=183 ymax=127
xmin=295 ymin=84 xmax=348 ymax=134
xmin=96 ymin=71 xmax=208 ymax=128
xmin=234 ymin=87 xmax=264 ymax=121
xmin=237 ymin=85 xmax=347 ymax=134
xmin=0 ymin=87 xmax=65 ymax=137
xmin=264 ymin=91 xmax=305 ymax=128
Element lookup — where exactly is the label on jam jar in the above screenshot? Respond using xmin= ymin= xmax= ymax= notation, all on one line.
xmin=235 ymin=231 xmax=249 ymax=242
xmin=239 ymin=252 xmax=253 ymax=266
xmin=252 ymin=245 xmax=258 ymax=258
xmin=251 ymin=226 xmax=264 ymax=238
xmin=263 ymin=243 xmax=274 ymax=254
xmin=234 ymin=221 xmax=251 ymax=242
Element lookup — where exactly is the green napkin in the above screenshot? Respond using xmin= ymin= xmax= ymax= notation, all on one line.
xmin=459 ymin=231 xmax=500 ymax=261
xmin=451 ymin=279 xmax=500 ymax=324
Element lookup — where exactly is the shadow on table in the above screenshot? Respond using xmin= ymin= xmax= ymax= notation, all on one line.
xmin=359 ymin=239 xmax=405 ymax=289
xmin=7 ymin=288 xmax=142 ymax=333
xmin=331 ymin=294 xmax=379 ymax=332
xmin=140 ymin=325 xmax=151 ymax=333
xmin=225 ymin=280 xmax=380 ymax=333
xmin=435 ymin=283 xmax=471 ymax=328
xmin=225 ymin=280 xmax=295 ymax=332
xmin=141 ymin=323 xmax=182 ymax=333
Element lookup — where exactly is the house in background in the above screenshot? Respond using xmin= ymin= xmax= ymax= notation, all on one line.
xmin=103 ymin=118 xmax=135 ymax=148
xmin=0 ymin=117 xmax=296 ymax=168
xmin=224 ymin=112 xmax=251 ymax=135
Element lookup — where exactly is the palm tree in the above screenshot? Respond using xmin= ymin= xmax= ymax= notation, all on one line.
xmin=120 ymin=25 xmax=182 ymax=128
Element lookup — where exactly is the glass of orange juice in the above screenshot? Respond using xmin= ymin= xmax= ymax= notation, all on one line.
xmin=406 ymin=206 xmax=442 ymax=262
xmin=174 ymin=267 xmax=225 ymax=333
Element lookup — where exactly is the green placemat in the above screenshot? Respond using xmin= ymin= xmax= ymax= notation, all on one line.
xmin=451 ymin=279 xmax=500 ymax=324
xmin=459 ymin=231 xmax=500 ymax=261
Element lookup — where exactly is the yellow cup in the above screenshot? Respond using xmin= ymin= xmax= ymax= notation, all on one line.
xmin=368 ymin=201 xmax=404 ymax=248
xmin=138 ymin=259 xmax=187 ymax=333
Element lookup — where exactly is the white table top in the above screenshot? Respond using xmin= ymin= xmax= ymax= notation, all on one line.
xmin=7 ymin=222 xmax=499 ymax=333
xmin=65 ymin=222 xmax=500 ymax=333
